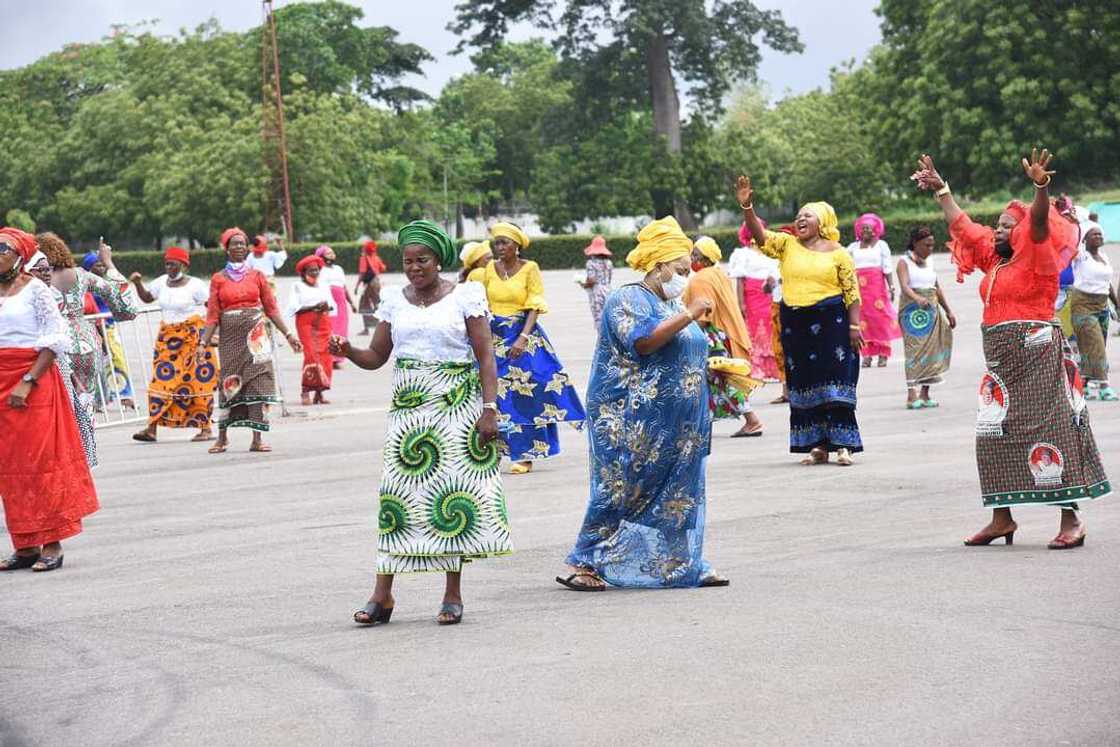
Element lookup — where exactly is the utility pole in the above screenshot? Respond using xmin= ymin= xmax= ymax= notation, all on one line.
xmin=261 ymin=0 xmax=295 ymax=241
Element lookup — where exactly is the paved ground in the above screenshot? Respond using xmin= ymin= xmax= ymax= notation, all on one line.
xmin=3 ymin=253 xmax=1119 ymax=746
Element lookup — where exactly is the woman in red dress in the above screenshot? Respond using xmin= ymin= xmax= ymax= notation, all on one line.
xmin=286 ymin=255 xmax=335 ymax=405
xmin=199 ymin=227 xmax=301 ymax=454
xmin=914 ymin=150 xmax=1109 ymax=549
xmin=0 ymin=227 xmax=98 ymax=572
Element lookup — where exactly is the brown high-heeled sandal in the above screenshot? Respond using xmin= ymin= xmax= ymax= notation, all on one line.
xmin=799 ymin=448 xmax=828 ymax=466
xmin=1047 ymin=528 xmax=1086 ymax=550
xmin=963 ymin=522 xmax=1017 ymax=546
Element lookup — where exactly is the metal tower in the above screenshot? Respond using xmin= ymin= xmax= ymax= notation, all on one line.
xmin=260 ymin=0 xmax=295 ymax=240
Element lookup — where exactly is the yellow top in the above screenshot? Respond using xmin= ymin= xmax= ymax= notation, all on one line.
xmin=759 ymin=230 xmax=860 ymax=308
xmin=477 ymin=260 xmax=548 ymax=316
xmin=466 ymin=266 xmax=486 ymax=283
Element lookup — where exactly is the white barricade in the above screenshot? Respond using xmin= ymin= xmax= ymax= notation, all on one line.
xmin=86 ymin=306 xmax=292 ymax=428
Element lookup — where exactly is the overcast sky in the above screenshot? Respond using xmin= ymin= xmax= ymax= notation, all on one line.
xmin=2 ymin=1 xmax=882 ymax=100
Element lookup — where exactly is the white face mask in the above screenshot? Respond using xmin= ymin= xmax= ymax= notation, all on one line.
xmin=661 ymin=271 xmax=688 ymax=299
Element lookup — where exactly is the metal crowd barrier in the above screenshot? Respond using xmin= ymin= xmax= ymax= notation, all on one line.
xmin=86 ymin=306 xmax=293 ymax=429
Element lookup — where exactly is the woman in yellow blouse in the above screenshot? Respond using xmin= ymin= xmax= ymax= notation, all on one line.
xmin=475 ymin=222 xmax=586 ymax=474
xmin=737 ymin=176 xmax=865 ymax=466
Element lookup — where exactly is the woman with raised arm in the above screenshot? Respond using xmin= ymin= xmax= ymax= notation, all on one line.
xmin=912 ymin=149 xmax=1110 ymax=549
xmin=895 ymin=226 xmax=956 ymax=408
xmin=557 ymin=217 xmax=729 ymax=591
xmin=199 ymin=227 xmax=302 ymax=454
xmin=333 ymin=220 xmax=509 ymax=626
xmin=129 ymin=246 xmax=216 ymax=443
xmin=737 ymin=177 xmax=865 ymax=467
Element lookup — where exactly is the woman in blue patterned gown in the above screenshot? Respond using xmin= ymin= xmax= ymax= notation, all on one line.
xmin=558 ymin=217 xmax=730 ymax=590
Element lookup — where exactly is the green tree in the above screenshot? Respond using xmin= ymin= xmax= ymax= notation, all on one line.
xmin=861 ymin=0 xmax=1120 ymax=194
xmin=267 ymin=0 xmax=432 ymax=109
xmin=450 ymin=0 xmax=803 ymax=228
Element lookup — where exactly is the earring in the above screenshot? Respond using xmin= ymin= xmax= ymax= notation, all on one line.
xmin=437 ymin=265 xmax=443 ymax=271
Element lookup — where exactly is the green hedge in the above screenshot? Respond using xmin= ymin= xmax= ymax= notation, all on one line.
xmin=112 ymin=210 xmax=1005 ymax=277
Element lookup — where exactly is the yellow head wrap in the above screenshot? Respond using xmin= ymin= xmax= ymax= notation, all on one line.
xmin=801 ymin=202 xmax=841 ymax=242
xmin=459 ymin=240 xmax=491 ymax=269
xmin=489 ymin=222 xmax=530 ymax=249
xmin=694 ymin=236 xmax=722 ymax=264
xmin=626 ymin=216 xmax=693 ymax=273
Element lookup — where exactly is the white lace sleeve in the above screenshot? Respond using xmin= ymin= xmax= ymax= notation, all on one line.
xmin=29 ymin=280 xmax=70 ymax=357
xmin=378 ymin=286 xmax=403 ymax=326
xmin=457 ymin=281 xmax=490 ymax=319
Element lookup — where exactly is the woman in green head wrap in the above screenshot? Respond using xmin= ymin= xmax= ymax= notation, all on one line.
xmin=330 ymin=219 xmax=511 ymax=627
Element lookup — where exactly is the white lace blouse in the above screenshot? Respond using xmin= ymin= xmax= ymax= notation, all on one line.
xmin=149 ymin=275 xmax=209 ymax=323
xmin=846 ymin=240 xmax=893 ymax=273
xmin=0 ymin=278 xmax=71 ymax=357
xmin=285 ymin=281 xmax=337 ymax=320
xmin=377 ymin=281 xmax=489 ymax=362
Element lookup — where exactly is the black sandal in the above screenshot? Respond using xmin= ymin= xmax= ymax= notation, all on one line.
xmin=555 ymin=570 xmax=606 ymax=592
xmin=437 ymin=602 xmax=463 ymax=626
xmin=31 ymin=555 xmax=64 ymax=573
xmin=699 ymin=575 xmax=730 ymax=587
xmin=0 ymin=552 xmax=41 ymax=571
xmin=353 ymin=602 xmax=393 ymax=626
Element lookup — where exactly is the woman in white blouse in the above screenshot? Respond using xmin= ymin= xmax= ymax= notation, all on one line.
xmin=0 ymin=227 xmax=99 ymax=573
xmin=728 ymin=223 xmax=782 ymax=381
xmin=895 ymin=226 xmax=956 ymax=408
xmin=331 ymin=220 xmax=509 ymax=628
xmin=286 ymin=255 xmax=337 ymax=405
xmin=315 ymin=245 xmax=357 ymax=369
xmin=1070 ymin=224 xmax=1118 ymax=400
xmin=129 ymin=247 xmax=217 ymax=443
xmin=847 ymin=213 xmax=902 ymax=367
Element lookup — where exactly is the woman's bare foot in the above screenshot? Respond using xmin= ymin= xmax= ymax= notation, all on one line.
xmin=301 ymin=393 xmax=312 ymax=406
xmin=191 ymin=428 xmax=214 ymax=442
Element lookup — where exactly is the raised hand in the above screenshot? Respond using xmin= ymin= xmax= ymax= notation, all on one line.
xmin=910 ymin=154 xmax=945 ymax=191
xmin=1022 ymin=147 xmax=1055 ymax=185
xmin=735 ymin=175 xmax=754 ymax=209
xmin=687 ymin=297 xmax=713 ymax=321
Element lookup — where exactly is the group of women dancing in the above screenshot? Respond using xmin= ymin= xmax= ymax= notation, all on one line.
xmin=0 ymin=147 xmax=1114 ymax=601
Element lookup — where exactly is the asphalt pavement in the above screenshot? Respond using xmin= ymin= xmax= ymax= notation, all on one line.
xmin=3 ymin=254 xmax=1119 ymax=746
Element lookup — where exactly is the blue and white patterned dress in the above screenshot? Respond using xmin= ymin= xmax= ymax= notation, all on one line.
xmin=566 ymin=284 xmax=717 ymax=587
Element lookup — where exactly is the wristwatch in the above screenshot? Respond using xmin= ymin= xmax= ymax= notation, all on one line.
xmin=935 ymin=182 xmax=951 ymax=199
xmin=21 ymin=372 xmax=38 ymax=385
xmin=482 ymin=402 xmax=498 ymax=412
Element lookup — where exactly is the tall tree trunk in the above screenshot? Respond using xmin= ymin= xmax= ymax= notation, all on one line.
xmin=645 ymin=32 xmax=696 ymax=231
xmin=456 ymin=200 xmax=464 ymax=239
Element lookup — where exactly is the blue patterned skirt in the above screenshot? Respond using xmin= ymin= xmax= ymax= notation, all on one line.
xmin=491 ymin=313 xmax=586 ymax=461
xmin=780 ymin=295 xmax=863 ymax=453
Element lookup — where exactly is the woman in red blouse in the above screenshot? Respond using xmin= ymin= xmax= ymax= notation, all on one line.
xmin=914 ymin=150 xmax=1110 ymax=550
xmin=198 ymin=228 xmax=301 ymax=453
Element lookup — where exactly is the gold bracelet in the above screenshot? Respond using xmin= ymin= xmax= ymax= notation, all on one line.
xmin=849 ymin=324 xmax=861 ymax=331
xmin=1033 ymin=175 xmax=1051 ymax=188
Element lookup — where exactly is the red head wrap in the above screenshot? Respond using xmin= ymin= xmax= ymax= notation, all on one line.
xmin=295 ymin=255 xmax=324 ymax=275
xmin=251 ymin=234 xmax=269 ymax=256
xmin=220 ymin=227 xmax=248 ymax=249
xmin=164 ymin=246 xmax=190 ymax=266
xmin=363 ymin=240 xmax=378 ymax=253
xmin=0 ymin=227 xmax=39 ymax=264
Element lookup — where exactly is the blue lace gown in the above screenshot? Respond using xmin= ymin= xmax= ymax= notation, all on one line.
xmin=566 ymin=284 xmax=716 ymax=587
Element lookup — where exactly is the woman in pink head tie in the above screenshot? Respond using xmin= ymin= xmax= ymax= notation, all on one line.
xmin=727 ymin=219 xmax=780 ymax=381
xmin=846 ymin=213 xmax=901 ymax=367
xmin=578 ymin=235 xmax=613 ymax=326
xmin=315 ymin=245 xmax=357 ymax=368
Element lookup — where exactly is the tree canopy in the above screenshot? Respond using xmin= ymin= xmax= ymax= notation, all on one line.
xmin=1 ymin=0 xmax=1117 ymax=246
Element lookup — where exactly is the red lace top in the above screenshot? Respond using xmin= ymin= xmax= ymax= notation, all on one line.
xmin=206 ymin=270 xmax=279 ymax=325
xmin=948 ymin=205 xmax=1078 ymax=326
